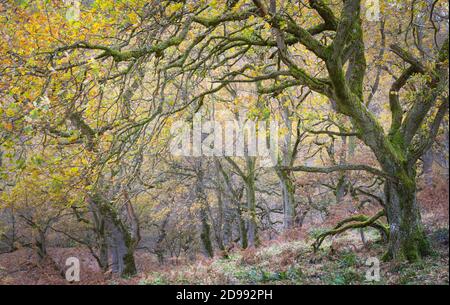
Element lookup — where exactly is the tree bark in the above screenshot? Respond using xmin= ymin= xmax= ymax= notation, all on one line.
xmin=383 ymin=174 xmax=430 ymax=261
xmin=221 ymin=195 xmax=233 ymax=248
xmin=87 ymin=197 xmax=109 ymax=271
xmin=212 ymin=158 xmax=237 ymax=249
xmin=194 ymin=164 xmax=214 ymax=258
xmin=35 ymin=229 xmax=47 ymax=262
xmin=109 ymin=222 xmax=137 ymax=277
xmin=246 ymin=178 xmax=258 ymax=247
xmin=237 ymin=200 xmax=248 ymax=249
xmin=199 ymin=205 xmax=214 ymax=258
xmin=91 ymin=194 xmax=137 ymax=277
xmin=245 ymin=157 xmax=259 ymax=247
xmin=279 ymin=171 xmax=296 ymax=229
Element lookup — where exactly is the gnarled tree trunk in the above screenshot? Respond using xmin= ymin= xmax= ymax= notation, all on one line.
xmin=237 ymin=200 xmax=248 ymax=249
xmin=199 ymin=205 xmax=214 ymax=258
xmin=277 ymin=169 xmax=296 ymax=230
xmin=383 ymin=171 xmax=430 ymax=261
xmin=88 ymin=197 xmax=109 ymax=271
xmin=245 ymin=162 xmax=259 ymax=248
xmin=108 ymin=221 xmax=137 ymax=277
xmin=91 ymin=194 xmax=138 ymax=277
xmin=221 ymin=195 xmax=233 ymax=248
xmin=35 ymin=229 xmax=47 ymax=262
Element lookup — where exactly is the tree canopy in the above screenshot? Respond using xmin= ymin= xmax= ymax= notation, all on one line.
xmin=0 ymin=0 xmax=448 ymax=284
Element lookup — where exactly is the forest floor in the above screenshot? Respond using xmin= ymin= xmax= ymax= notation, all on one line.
xmin=136 ymin=226 xmax=448 ymax=285
xmin=0 ymin=184 xmax=448 ymax=285
xmin=0 ymin=223 xmax=447 ymax=285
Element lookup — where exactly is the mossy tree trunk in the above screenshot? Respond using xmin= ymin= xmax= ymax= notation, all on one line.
xmin=18 ymin=214 xmax=49 ymax=262
xmin=245 ymin=156 xmax=259 ymax=248
xmin=214 ymin=158 xmax=246 ymax=249
xmin=199 ymin=205 xmax=214 ymax=258
xmin=96 ymin=229 xmax=109 ymax=272
xmin=275 ymin=95 xmax=300 ymax=231
xmin=194 ymin=163 xmax=214 ymax=258
xmin=211 ymin=189 xmax=233 ymax=252
xmin=278 ymin=171 xmax=296 ymax=229
xmin=383 ymin=170 xmax=430 ymax=261
xmin=109 ymin=221 xmax=137 ymax=277
xmin=92 ymin=194 xmax=138 ymax=277
xmin=237 ymin=200 xmax=248 ymax=249
xmin=35 ymin=229 xmax=47 ymax=262
xmin=246 ymin=178 xmax=258 ymax=247
xmin=221 ymin=195 xmax=233 ymax=248
xmin=224 ymin=155 xmax=258 ymax=248
xmin=87 ymin=197 xmax=109 ymax=271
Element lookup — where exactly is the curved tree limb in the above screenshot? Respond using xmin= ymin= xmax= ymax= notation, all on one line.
xmin=313 ymin=210 xmax=388 ymax=251
xmin=283 ymin=164 xmax=395 ymax=180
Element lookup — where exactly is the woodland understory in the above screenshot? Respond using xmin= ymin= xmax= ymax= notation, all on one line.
xmin=0 ymin=0 xmax=449 ymax=285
